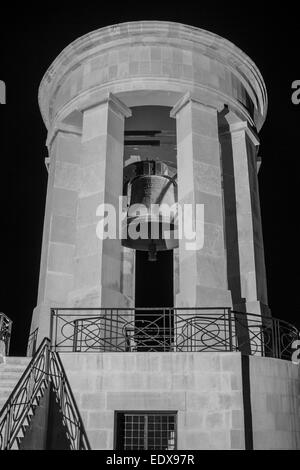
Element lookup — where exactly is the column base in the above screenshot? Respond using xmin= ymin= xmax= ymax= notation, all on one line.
xmin=29 ymin=301 xmax=52 ymax=354
xmin=176 ymin=285 xmax=232 ymax=309
xmin=233 ymin=300 xmax=271 ymax=317
xmin=68 ymin=286 xmax=134 ymax=309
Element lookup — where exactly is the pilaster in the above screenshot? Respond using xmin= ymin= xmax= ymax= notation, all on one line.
xmin=219 ymin=115 xmax=269 ymax=316
xmin=171 ymin=93 xmax=232 ymax=308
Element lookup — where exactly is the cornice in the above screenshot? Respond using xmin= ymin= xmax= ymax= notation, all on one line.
xmin=38 ymin=21 xmax=267 ymax=130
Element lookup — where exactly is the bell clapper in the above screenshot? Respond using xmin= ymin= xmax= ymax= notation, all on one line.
xmin=148 ymin=242 xmax=157 ymax=262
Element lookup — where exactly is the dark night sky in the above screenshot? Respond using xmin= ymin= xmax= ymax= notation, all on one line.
xmin=0 ymin=4 xmax=299 ymax=355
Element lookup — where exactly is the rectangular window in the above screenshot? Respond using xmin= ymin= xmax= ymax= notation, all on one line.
xmin=115 ymin=412 xmax=177 ymax=450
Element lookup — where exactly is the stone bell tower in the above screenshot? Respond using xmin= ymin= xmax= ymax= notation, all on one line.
xmin=30 ymin=21 xmax=269 ymax=343
xmin=27 ymin=22 xmax=300 ymax=450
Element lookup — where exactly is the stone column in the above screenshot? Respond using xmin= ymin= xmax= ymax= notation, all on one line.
xmin=69 ymin=93 xmax=133 ymax=309
xmin=219 ymin=117 xmax=269 ymax=317
xmin=30 ymin=122 xmax=82 ymax=345
xmin=171 ymin=93 xmax=232 ymax=351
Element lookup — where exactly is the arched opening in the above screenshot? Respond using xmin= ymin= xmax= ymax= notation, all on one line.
xmin=123 ymin=105 xmax=177 ymax=350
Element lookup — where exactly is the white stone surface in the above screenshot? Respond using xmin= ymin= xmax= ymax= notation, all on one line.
xmin=61 ymin=352 xmax=245 ymax=450
xmin=250 ymin=356 xmax=300 ymax=449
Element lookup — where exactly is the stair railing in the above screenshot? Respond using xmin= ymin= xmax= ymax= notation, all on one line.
xmin=0 ymin=338 xmax=90 ymax=450
xmin=48 ymin=350 xmax=90 ymax=450
xmin=0 ymin=313 xmax=13 ymax=356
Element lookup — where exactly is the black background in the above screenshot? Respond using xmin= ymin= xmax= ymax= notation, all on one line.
xmin=0 ymin=3 xmax=299 ymax=355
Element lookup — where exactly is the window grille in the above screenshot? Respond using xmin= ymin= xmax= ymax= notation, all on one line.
xmin=115 ymin=412 xmax=177 ymax=450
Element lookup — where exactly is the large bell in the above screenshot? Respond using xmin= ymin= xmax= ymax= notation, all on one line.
xmin=122 ymin=160 xmax=178 ymax=259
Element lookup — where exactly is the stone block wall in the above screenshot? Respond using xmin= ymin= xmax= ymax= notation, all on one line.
xmin=39 ymin=22 xmax=267 ymax=133
xmin=60 ymin=352 xmax=245 ymax=450
xmin=53 ymin=41 xmax=254 ymax=120
xmin=250 ymin=355 xmax=300 ymax=449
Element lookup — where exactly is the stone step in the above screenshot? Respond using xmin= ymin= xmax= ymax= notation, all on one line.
xmin=0 ymin=358 xmax=30 ymax=414
xmin=3 ymin=357 xmax=30 ymax=366
xmin=0 ymin=368 xmax=27 ymax=375
xmin=0 ymin=382 xmax=18 ymax=390
xmin=0 ymin=369 xmax=26 ymax=375
xmin=0 ymin=372 xmax=25 ymax=380
xmin=1 ymin=361 xmax=30 ymax=367
xmin=1 ymin=360 xmax=29 ymax=367
xmin=0 ymin=389 xmax=12 ymax=398
xmin=0 ymin=364 xmax=26 ymax=369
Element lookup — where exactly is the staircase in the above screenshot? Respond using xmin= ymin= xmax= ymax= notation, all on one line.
xmin=0 ymin=357 xmax=31 ymax=411
xmin=0 ymin=340 xmax=90 ymax=450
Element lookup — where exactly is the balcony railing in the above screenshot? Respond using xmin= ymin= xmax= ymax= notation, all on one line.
xmin=0 ymin=313 xmax=12 ymax=356
xmin=50 ymin=308 xmax=299 ymax=360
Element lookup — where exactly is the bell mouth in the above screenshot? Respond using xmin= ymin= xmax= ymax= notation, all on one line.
xmin=121 ymin=218 xmax=179 ymax=251
xmin=122 ymin=159 xmax=178 ymax=252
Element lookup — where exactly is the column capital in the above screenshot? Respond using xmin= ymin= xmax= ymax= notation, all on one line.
xmin=219 ymin=120 xmax=259 ymax=146
xmin=46 ymin=122 xmax=82 ymax=148
xmin=81 ymin=92 xmax=132 ymax=119
xmin=170 ymin=91 xmax=217 ymax=118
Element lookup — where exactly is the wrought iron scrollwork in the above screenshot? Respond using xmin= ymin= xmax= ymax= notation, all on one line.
xmin=0 ymin=339 xmax=49 ymax=449
xmin=0 ymin=338 xmax=90 ymax=450
xmin=0 ymin=312 xmax=12 ymax=356
xmin=49 ymin=352 xmax=90 ymax=450
xmin=50 ymin=307 xmax=299 ymax=359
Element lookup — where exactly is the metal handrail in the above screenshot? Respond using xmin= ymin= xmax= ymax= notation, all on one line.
xmin=50 ymin=307 xmax=299 ymax=360
xmin=0 ymin=338 xmax=90 ymax=450
xmin=26 ymin=328 xmax=38 ymax=357
xmin=0 ymin=313 xmax=13 ymax=356
xmin=48 ymin=351 xmax=90 ymax=450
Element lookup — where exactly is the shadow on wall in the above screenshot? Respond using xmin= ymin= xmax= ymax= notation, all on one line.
xmin=218 ymin=107 xmax=250 ymax=353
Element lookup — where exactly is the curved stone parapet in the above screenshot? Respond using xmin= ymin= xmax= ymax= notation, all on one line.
xmin=39 ymin=21 xmax=267 ymax=132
